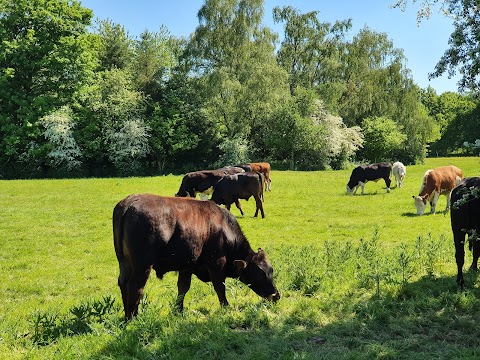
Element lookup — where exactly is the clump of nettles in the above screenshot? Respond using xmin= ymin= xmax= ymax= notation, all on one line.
xmin=452 ymin=186 xmax=480 ymax=210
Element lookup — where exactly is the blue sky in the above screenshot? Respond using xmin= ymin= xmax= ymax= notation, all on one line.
xmin=80 ymin=0 xmax=460 ymax=94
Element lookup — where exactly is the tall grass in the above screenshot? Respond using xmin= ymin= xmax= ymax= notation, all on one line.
xmin=1 ymin=157 xmax=479 ymax=359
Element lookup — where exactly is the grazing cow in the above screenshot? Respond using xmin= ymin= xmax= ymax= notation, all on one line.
xmin=211 ymin=172 xmax=265 ymax=218
xmin=175 ymin=170 xmax=226 ymax=200
xmin=450 ymin=177 xmax=480 ymax=288
xmin=392 ymin=161 xmax=406 ymax=188
xmin=412 ymin=165 xmax=463 ymax=215
xmin=346 ymin=162 xmax=392 ymax=195
xmin=113 ymin=194 xmax=280 ymax=319
xmin=249 ymin=162 xmax=272 ymax=191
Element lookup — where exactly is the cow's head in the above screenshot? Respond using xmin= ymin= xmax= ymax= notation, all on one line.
xmin=346 ymin=184 xmax=355 ymax=194
xmin=413 ymin=195 xmax=428 ymax=215
xmin=234 ymin=248 xmax=280 ymax=301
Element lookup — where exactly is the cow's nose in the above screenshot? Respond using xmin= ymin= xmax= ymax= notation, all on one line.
xmin=268 ymin=292 xmax=280 ymax=302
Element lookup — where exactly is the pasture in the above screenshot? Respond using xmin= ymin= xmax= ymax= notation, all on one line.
xmin=1 ymin=157 xmax=480 ymax=359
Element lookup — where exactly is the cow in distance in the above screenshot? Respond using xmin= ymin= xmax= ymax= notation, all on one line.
xmin=412 ymin=165 xmax=463 ymax=215
xmin=392 ymin=161 xmax=406 ymax=188
xmin=211 ymin=171 xmax=265 ymax=218
xmin=346 ymin=162 xmax=392 ymax=195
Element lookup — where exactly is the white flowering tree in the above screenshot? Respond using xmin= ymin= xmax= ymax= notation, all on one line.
xmin=106 ymin=118 xmax=150 ymax=174
xmin=42 ymin=107 xmax=82 ymax=170
xmin=311 ymin=100 xmax=364 ymax=169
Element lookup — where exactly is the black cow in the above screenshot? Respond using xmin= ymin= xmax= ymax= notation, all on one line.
xmin=211 ymin=172 xmax=265 ymax=218
xmin=113 ymin=194 xmax=280 ymax=319
xmin=346 ymin=162 xmax=392 ymax=195
xmin=450 ymin=177 xmax=480 ymax=289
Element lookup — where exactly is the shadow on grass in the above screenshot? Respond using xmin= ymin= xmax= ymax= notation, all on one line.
xmin=91 ymin=273 xmax=480 ymax=360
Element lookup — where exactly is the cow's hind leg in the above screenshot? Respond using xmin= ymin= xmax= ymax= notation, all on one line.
xmin=125 ymin=266 xmax=151 ymax=319
xmin=175 ymin=270 xmax=192 ymax=312
xmin=385 ymin=177 xmax=391 ymax=193
xmin=454 ymin=231 xmax=466 ymax=289
xmin=253 ymin=195 xmax=265 ymax=218
xmin=470 ymin=235 xmax=480 ymax=272
xmin=118 ymin=260 xmax=132 ymax=320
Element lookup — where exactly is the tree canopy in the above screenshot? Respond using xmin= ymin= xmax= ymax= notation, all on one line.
xmin=0 ymin=0 xmax=477 ymax=178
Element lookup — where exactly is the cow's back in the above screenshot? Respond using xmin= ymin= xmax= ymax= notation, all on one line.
xmin=114 ymin=194 xmax=240 ymax=273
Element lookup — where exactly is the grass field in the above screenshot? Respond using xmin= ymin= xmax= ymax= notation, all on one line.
xmin=1 ymin=157 xmax=480 ymax=359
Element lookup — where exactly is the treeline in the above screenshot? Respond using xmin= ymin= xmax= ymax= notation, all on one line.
xmin=0 ymin=0 xmax=478 ymax=178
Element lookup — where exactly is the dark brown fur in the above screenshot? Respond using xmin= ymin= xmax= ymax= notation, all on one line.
xmin=113 ymin=194 xmax=279 ymax=319
xmin=211 ymin=172 xmax=265 ymax=218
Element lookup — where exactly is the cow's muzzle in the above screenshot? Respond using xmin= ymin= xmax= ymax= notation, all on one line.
xmin=267 ymin=292 xmax=281 ymax=302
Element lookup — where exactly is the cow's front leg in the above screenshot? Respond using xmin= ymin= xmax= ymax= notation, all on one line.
xmin=359 ymin=182 xmax=365 ymax=195
xmin=430 ymin=192 xmax=439 ymax=214
xmin=208 ymin=259 xmax=228 ymax=306
xmin=175 ymin=270 xmax=192 ymax=312
xmin=445 ymin=192 xmax=452 ymax=213
xmin=234 ymin=199 xmax=244 ymax=216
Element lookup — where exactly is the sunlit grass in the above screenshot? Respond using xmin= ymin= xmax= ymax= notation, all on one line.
xmin=1 ymin=157 xmax=479 ymax=359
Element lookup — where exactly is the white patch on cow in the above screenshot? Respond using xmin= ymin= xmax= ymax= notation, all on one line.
xmin=414 ymin=195 xmax=427 ymax=215
xmin=198 ymin=186 xmax=214 ymax=200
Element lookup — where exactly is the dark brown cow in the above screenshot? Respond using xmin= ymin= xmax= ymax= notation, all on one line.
xmin=450 ymin=177 xmax=480 ymax=289
xmin=175 ymin=170 xmax=225 ymax=199
xmin=211 ymin=172 xmax=265 ymax=218
xmin=113 ymin=194 xmax=280 ymax=319
xmin=175 ymin=168 xmax=244 ymax=200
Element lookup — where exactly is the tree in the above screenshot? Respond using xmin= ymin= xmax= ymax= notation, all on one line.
xmin=273 ymin=5 xmax=351 ymax=95
xmin=0 ymin=0 xmax=93 ymax=176
xmin=131 ymin=27 xmax=178 ymax=100
xmin=41 ymin=106 xmax=82 ymax=172
xmin=359 ymin=116 xmax=406 ymax=162
xmin=93 ymin=19 xmax=133 ymax=71
xmin=392 ymin=0 xmax=480 ymax=92
xmin=187 ymin=0 xmax=290 ymax=147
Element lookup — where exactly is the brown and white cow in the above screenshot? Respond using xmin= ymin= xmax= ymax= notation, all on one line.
xmin=346 ymin=162 xmax=392 ymax=195
xmin=113 ymin=194 xmax=280 ymax=319
xmin=450 ymin=177 xmax=480 ymax=289
xmin=412 ymin=165 xmax=463 ymax=215
xmin=211 ymin=172 xmax=265 ymax=218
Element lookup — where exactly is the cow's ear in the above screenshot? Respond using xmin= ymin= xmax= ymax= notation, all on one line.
xmin=256 ymin=248 xmax=266 ymax=260
xmin=234 ymin=260 xmax=247 ymax=271
xmin=412 ymin=195 xmax=415 ymax=199
xmin=422 ymin=198 xmax=427 ymax=205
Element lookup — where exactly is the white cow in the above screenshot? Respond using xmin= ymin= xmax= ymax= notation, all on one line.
xmin=392 ymin=161 xmax=406 ymax=188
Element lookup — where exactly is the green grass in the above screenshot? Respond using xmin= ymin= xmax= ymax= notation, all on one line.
xmin=1 ymin=157 xmax=480 ymax=359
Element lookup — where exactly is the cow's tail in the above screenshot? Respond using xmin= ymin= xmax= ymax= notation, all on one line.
xmin=256 ymin=172 xmax=265 ymax=201
xmin=113 ymin=201 xmax=129 ymax=287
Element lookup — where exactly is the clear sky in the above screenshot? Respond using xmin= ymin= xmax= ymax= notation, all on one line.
xmin=79 ymin=0 xmax=460 ymax=94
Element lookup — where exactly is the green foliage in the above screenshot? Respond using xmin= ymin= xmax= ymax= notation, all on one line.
xmin=393 ymin=0 xmax=480 ymax=93
xmin=94 ymin=19 xmax=133 ymax=71
xmin=0 ymin=0 xmax=93 ymax=173
xmin=359 ymin=116 xmax=406 ymax=162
